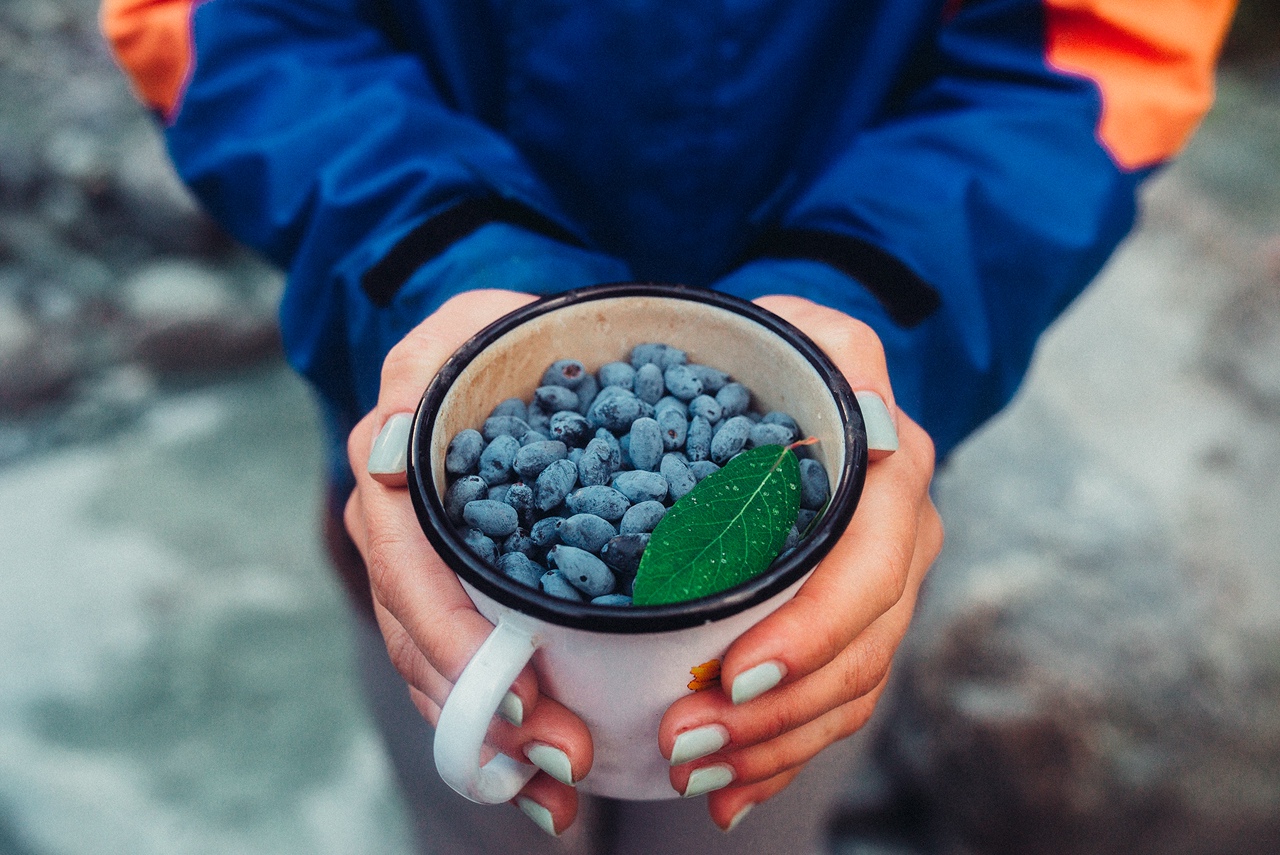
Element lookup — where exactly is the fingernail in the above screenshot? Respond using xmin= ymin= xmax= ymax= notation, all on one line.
xmin=855 ymin=391 xmax=899 ymax=454
xmin=367 ymin=413 xmax=413 ymax=482
xmin=497 ymin=691 xmax=523 ymax=727
xmin=731 ymin=661 xmax=786 ymax=705
xmin=724 ymin=802 xmax=755 ymax=832
xmin=516 ymin=796 xmax=559 ymax=837
xmin=670 ymin=724 xmax=730 ymax=766
xmin=682 ymin=763 xmax=735 ymax=798
xmin=525 ymin=742 xmax=575 ymax=786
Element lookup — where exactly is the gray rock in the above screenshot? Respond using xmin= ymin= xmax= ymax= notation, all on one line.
xmin=120 ymin=260 xmax=280 ymax=373
xmin=860 ymin=168 xmax=1280 ymax=855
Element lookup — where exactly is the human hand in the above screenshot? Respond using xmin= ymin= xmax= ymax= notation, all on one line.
xmin=657 ymin=295 xmax=943 ymax=830
xmin=346 ymin=289 xmax=594 ymax=836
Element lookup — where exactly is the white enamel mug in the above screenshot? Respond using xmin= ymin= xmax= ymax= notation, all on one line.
xmin=406 ymin=283 xmax=867 ymax=802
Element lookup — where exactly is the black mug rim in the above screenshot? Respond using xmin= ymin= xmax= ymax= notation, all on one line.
xmin=407 ymin=282 xmax=867 ymax=633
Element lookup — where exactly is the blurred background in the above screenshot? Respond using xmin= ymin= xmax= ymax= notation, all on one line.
xmin=0 ymin=1 xmax=1277 ymax=853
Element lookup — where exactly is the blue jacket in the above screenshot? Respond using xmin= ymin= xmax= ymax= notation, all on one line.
xmin=103 ymin=0 xmax=1235 ymax=472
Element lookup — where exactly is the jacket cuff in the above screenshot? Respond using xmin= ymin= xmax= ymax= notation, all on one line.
xmin=359 ymin=197 xmax=590 ymax=308
xmin=739 ymin=228 xmax=941 ymax=328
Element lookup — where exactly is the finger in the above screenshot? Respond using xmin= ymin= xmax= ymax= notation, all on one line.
xmin=374 ymin=290 xmax=537 ymax=422
xmin=671 ymin=677 xmax=888 ymax=799
xmin=358 ymin=290 xmax=536 ymax=486
xmin=705 ymin=766 xmax=804 ymax=832
xmin=717 ymin=416 xmax=938 ymax=706
xmin=753 ymin=294 xmax=902 ymax=458
xmin=375 ymin=577 xmax=593 ymax=787
xmin=513 ymin=766 xmax=580 ymax=838
xmin=349 ymin=411 xmax=523 ymax=686
xmin=659 ymin=502 xmax=935 ymax=758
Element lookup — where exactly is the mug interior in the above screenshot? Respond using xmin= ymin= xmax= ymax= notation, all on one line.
xmin=411 ymin=285 xmax=866 ymax=632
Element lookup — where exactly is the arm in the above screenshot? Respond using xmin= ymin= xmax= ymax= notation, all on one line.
xmin=688 ymin=0 xmax=1236 ymax=826
xmin=718 ymin=0 xmax=1237 ymax=460
xmin=101 ymin=0 xmax=627 ymax=420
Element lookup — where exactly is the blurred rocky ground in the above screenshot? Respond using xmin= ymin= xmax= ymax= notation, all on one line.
xmin=837 ymin=27 xmax=1280 ymax=855
xmin=0 ymin=0 xmax=282 ymax=462
xmin=0 ymin=1 xmax=1278 ymax=854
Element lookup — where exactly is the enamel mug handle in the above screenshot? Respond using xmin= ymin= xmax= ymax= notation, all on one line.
xmin=434 ymin=615 xmax=540 ymax=803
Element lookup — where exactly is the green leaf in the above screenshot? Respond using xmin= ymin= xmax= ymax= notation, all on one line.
xmin=631 ymin=444 xmax=802 ymax=606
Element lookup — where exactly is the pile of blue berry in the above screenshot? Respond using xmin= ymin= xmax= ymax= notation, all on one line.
xmin=441 ymin=343 xmax=831 ymax=606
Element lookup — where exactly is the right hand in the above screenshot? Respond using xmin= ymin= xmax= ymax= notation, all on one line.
xmin=345 ymin=289 xmax=594 ymax=834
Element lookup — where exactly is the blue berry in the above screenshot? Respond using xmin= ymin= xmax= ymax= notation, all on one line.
xmin=519 ymin=430 xmax=549 ymax=446
xmin=540 ymin=570 xmax=584 ymax=601
xmin=499 ymin=552 xmax=543 ymax=588
xmin=659 ymin=346 xmax=688 ymax=370
xmin=482 ymin=415 xmax=531 ymax=442
xmin=620 ymin=500 xmax=666 ymax=534
xmin=688 ymin=460 xmax=720 ymax=482
xmin=534 ymin=385 xmax=580 ymax=413
xmin=688 ymin=364 xmax=730 ymax=393
xmin=798 ymin=458 xmax=830 ymax=510
xmin=653 ymin=396 xmax=686 ymax=418
xmin=463 ymin=528 xmax=499 ymax=565
xmin=594 ymin=428 xmax=622 ymax=470
xmin=478 ymin=434 xmax=520 ymax=484
xmin=629 ymin=342 xmax=669 ymax=368
xmin=600 ymin=533 xmax=650 ymax=575
xmin=591 ymin=594 xmax=633 ymax=606
xmin=577 ymin=437 xmax=614 ymax=487
xmin=574 ymin=373 xmax=599 ymax=416
xmin=487 ymin=484 xmax=511 ymax=502
xmin=688 ymin=394 xmax=723 ymax=423
xmin=686 ymin=415 xmax=712 ymax=462
xmin=628 ymin=417 xmax=663 ymax=471
xmin=633 ymin=363 xmax=665 ymax=405
xmin=549 ymin=545 xmax=616 ymax=597
xmin=530 ymin=516 xmax=565 ymax=548
xmin=663 ymin=364 xmax=703 ymax=401
xmin=534 ymin=458 xmax=578 ymax=512
xmin=598 ymin=361 xmax=636 ymax=389
xmin=445 ymin=475 xmax=488 ymax=524
xmin=565 ymin=485 xmax=631 ymax=520
xmin=710 ymin=415 xmax=753 ymax=464
xmin=463 ymin=499 xmax=519 ymax=538
xmin=656 ymin=407 xmax=687 ymax=451
xmin=560 ymin=513 xmax=617 ymax=553
xmin=715 ymin=383 xmax=751 ymax=418
xmin=503 ymin=483 xmax=535 ymax=528
xmin=612 ymin=470 xmax=668 ymax=504
xmin=541 ymin=359 xmax=588 ymax=389
xmin=489 ymin=398 xmax=528 ymax=420
xmin=660 ymin=453 xmax=697 ymax=501
xmin=513 ymin=440 xmax=568 ymax=481
xmin=502 ymin=529 xmax=537 ymax=558
xmin=548 ymin=411 xmax=592 ymax=447
xmin=795 ymin=508 xmax=818 ymax=533
xmin=445 ymin=428 xmax=484 ymax=476
xmin=749 ymin=422 xmax=794 ymax=448
xmin=762 ymin=411 xmax=801 ymax=435
xmin=587 ymin=388 xmax=646 ymax=432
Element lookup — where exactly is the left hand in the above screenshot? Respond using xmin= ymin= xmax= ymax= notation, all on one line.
xmin=656 ymin=295 xmax=943 ymax=829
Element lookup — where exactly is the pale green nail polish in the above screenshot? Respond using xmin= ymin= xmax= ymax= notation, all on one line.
xmin=367 ymin=413 xmax=412 ymax=478
xmin=855 ymin=391 xmax=899 ymax=453
xmin=725 ymin=803 xmax=755 ymax=832
xmin=731 ymin=661 xmax=786 ymax=705
xmin=497 ymin=691 xmax=523 ymax=726
xmin=526 ymin=742 xmax=575 ymax=786
xmin=671 ymin=724 xmax=729 ymax=766
xmin=517 ymin=797 xmax=558 ymax=837
xmin=682 ymin=764 xmax=735 ymax=798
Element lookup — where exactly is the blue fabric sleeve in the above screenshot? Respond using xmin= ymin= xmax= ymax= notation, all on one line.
xmin=163 ymin=0 xmax=611 ymax=421
xmin=734 ymin=1 xmax=1154 ymax=459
